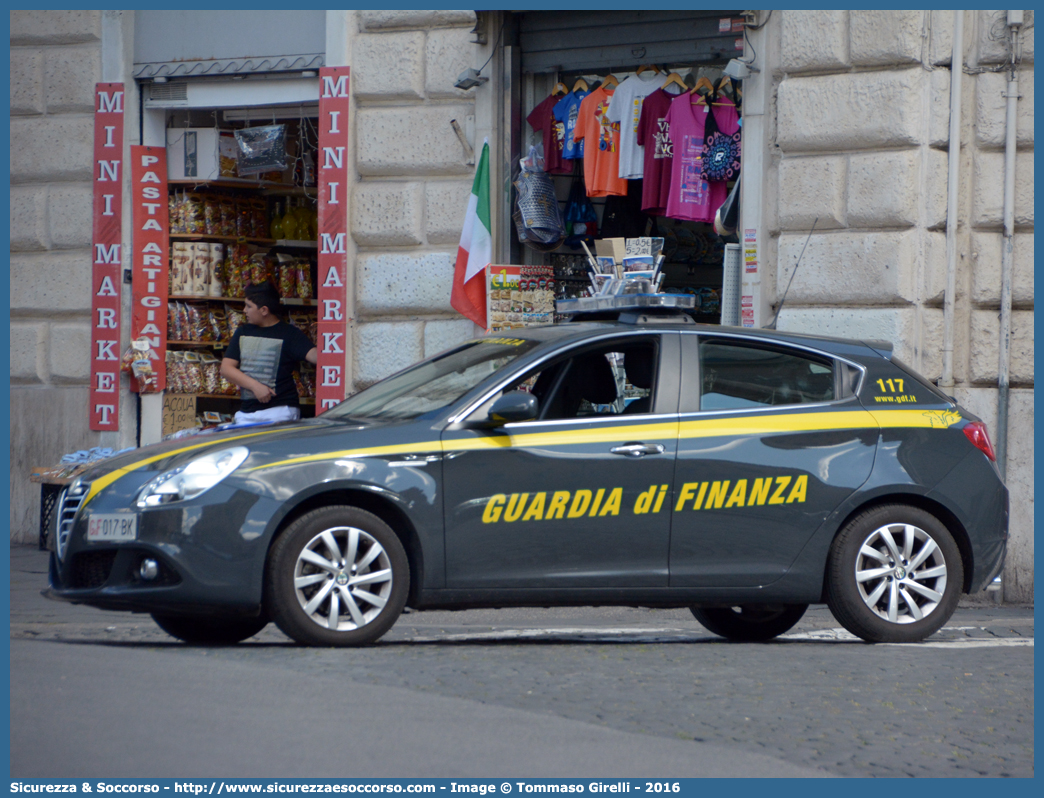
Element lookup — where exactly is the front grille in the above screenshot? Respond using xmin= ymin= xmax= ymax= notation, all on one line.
xmin=69 ymin=550 xmax=118 ymax=589
xmin=55 ymin=481 xmax=90 ymax=562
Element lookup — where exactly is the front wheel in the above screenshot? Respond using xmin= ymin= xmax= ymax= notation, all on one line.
xmin=690 ymin=604 xmax=807 ymax=641
xmin=825 ymin=504 xmax=963 ymax=643
xmin=265 ymin=506 xmax=409 ymax=646
xmin=151 ymin=613 xmax=268 ymax=645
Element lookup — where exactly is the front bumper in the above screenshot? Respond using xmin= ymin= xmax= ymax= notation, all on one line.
xmin=46 ymin=482 xmax=282 ymax=616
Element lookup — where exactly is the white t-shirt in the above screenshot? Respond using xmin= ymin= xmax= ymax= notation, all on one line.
xmin=605 ymin=72 xmax=665 ymax=179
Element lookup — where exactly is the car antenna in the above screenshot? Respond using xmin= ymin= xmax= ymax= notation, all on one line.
xmin=765 ymin=216 xmax=818 ymax=330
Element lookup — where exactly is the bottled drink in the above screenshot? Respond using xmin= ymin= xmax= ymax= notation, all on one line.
xmin=270 ymin=201 xmax=285 ymax=240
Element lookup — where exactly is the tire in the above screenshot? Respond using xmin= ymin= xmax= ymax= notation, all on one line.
xmin=825 ymin=504 xmax=963 ymax=643
xmin=151 ymin=613 xmax=268 ymax=645
xmin=690 ymin=604 xmax=807 ymax=641
xmin=265 ymin=506 xmax=409 ymax=647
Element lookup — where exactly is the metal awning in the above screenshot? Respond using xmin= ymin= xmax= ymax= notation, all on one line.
xmin=133 ymin=10 xmax=326 ymax=79
xmin=517 ymin=10 xmax=746 ymax=73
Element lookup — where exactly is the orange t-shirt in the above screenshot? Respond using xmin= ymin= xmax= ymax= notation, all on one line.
xmin=572 ymin=86 xmax=628 ymax=197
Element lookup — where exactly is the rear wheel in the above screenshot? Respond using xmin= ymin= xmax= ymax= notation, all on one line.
xmin=151 ymin=613 xmax=268 ymax=645
xmin=825 ymin=504 xmax=962 ymax=643
xmin=265 ymin=506 xmax=409 ymax=647
xmin=690 ymin=604 xmax=807 ymax=641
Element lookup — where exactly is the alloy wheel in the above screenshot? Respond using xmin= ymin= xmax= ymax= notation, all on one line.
xmin=293 ymin=525 xmax=393 ymax=632
xmin=854 ymin=522 xmax=948 ymax=624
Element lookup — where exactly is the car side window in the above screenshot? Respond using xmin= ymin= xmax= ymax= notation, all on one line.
xmin=531 ymin=339 xmax=658 ymax=420
xmin=472 ymin=338 xmax=659 ymax=422
xmin=699 ymin=338 xmax=835 ymax=410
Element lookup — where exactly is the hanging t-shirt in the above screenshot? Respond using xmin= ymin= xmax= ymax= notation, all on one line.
xmin=604 ymin=72 xmax=663 ymax=179
xmin=526 ymin=93 xmax=571 ymax=175
xmin=553 ymin=90 xmax=588 ymax=160
xmin=663 ymin=95 xmax=740 ymax=222
xmin=636 ymin=87 xmax=683 ymax=215
xmin=572 ymin=85 xmax=628 ymax=198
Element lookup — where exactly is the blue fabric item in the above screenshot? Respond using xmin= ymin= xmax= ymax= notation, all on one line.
xmin=59 ymin=446 xmax=136 ymax=464
xmin=553 ymin=91 xmax=588 ymax=160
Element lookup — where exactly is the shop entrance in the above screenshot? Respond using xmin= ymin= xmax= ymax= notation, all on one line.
xmin=510 ymin=10 xmax=746 ymax=326
xmin=138 ymin=78 xmax=322 ymax=443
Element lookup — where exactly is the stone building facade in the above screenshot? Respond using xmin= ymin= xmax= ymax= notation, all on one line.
xmin=8 ymin=10 xmax=1033 ymax=601
xmin=766 ymin=11 xmax=1034 ymax=601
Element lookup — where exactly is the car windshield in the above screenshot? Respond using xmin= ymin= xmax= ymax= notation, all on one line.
xmin=325 ymin=336 xmax=542 ymax=421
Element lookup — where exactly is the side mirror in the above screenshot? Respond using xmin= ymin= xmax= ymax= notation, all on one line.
xmin=488 ymin=391 xmax=539 ymax=425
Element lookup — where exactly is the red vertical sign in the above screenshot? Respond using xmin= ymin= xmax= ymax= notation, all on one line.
xmin=130 ymin=146 xmax=169 ymax=391
xmin=89 ymin=83 xmax=124 ymax=430
xmin=316 ymin=66 xmax=350 ymax=414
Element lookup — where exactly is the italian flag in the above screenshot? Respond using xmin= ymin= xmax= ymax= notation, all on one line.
xmin=450 ymin=139 xmax=491 ymax=330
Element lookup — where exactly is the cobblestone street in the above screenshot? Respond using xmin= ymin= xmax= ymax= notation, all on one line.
xmin=10 ymin=546 xmax=1033 ymax=778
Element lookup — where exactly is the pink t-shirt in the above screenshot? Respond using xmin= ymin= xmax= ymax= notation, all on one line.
xmin=663 ymin=96 xmax=739 ymax=222
xmin=636 ymin=88 xmax=680 ymax=216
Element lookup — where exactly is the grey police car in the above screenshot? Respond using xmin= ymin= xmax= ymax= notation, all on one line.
xmin=47 ymin=315 xmax=1007 ymax=646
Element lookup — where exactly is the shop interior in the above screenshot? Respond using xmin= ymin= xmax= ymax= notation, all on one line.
xmin=151 ymin=101 xmax=321 ymax=429
xmin=509 ymin=10 xmax=745 ymax=327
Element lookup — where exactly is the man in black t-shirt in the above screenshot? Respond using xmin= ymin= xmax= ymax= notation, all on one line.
xmin=220 ymin=283 xmax=318 ymax=424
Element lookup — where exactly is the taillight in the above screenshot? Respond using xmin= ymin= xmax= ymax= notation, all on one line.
xmin=963 ymin=421 xmax=997 ymax=462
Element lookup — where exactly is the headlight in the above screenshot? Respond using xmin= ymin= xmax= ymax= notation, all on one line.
xmin=136 ymin=446 xmax=249 ymax=508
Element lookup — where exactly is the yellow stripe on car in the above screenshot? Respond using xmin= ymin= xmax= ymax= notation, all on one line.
xmin=82 ymin=428 xmax=291 ymax=506
xmin=252 ymin=409 xmax=964 ymax=472
xmin=89 ymin=407 xmax=965 ymax=492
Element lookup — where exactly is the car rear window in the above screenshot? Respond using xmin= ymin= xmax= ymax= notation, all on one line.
xmin=699 ymin=338 xmax=836 ymax=410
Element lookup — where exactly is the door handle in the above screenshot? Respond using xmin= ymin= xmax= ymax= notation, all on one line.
xmin=610 ymin=442 xmax=666 ymax=457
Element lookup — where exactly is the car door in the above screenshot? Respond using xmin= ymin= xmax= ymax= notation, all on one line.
xmin=441 ymin=332 xmax=681 ymax=589
xmin=668 ymin=332 xmax=878 ymax=587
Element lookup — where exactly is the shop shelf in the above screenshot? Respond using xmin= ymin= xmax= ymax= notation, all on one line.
xmin=169 ymin=178 xmax=294 ymax=191
xmin=170 ymin=233 xmax=277 ymax=245
xmin=169 ymin=295 xmax=244 ymax=302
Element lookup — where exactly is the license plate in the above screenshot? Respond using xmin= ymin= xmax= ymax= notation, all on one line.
xmin=86 ymin=513 xmax=137 ymax=542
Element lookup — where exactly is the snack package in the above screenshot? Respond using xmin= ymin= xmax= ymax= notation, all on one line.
xmin=121 ymin=337 xmax=160 ymax=393
xmin=167 ymin=304 xmax=180 ymax=341
xmin=170 ymin=242 xmax=191 ymax=296
xmin=248 ymin=253 xmax=269 ymax=287
xmin=208 ymin=243 xmax=225 ymax=297
xmin=200 ymin=354 xmax=222 ymax=395
xmin=219 ymin=133 xmax=238 ymax=178
xmin=225 ymin=245 xmax=245 ymax=297
xmin=277 ymin=254 xmax=297 ymax=298
xmin=184 ymin=193 xmax=205 ymax=234
xmin=176 ymin=303 xmax=191 ymax=341
xmin=191 ymin=242 xmax=211 ymax=295
xmin=203 ymin=195 xmax=220 ymax=236
xmin=219 ymin=198 xmax=236 ymax=236
xmin=296 ymin=260 xmax=313 ymax=299
xmin=210 ymin=308 xmax=228 ymax=342
xmin=182 ymin=351 xmax=204 ymax=394
xmin=168 ymin=193 xmax=182 ymax=234
xmin=185 ymin=304 xmax=208 ymax=342
xmin=299 ymin=363 xmax=316 ymax=398
xmin=225 ymin=305 xmax=245 ymax=338
xmin=165 ymin=350 xmax=182 ymax=394
xmin=236 ymin=199 xmax=252 ymax=238
xmin=251 ymin=198 xmax=268 ymax=239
